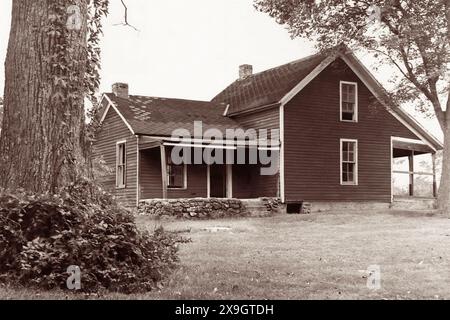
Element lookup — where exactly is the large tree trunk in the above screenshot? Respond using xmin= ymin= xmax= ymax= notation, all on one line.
xmin=0 ymin=0 xmax=88 ymax=193
xmin=438 ymin=120 xmax=450 ymax=214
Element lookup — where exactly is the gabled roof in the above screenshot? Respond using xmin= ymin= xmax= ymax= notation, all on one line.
xmin=213 ymin=45 xmax=443 ymax=151
xmin=212 ymin=53 xmax=325 ymax=115
xmin=101 ymin=93 xmax=243 ymax=137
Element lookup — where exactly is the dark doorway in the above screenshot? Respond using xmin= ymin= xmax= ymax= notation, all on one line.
xmin=287 ymin=203 xmax=302 ymax=214
xmin=209 ymin=165 xmax=226 ymax=198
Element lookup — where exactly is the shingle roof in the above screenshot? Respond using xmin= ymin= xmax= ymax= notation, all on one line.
xmin=105 ymin=93 xmax=244 ymax=137
xmin=212 ymin=48 xmax=442 ymax=150
xmin=101 ymin=45 xmax=442 ymax=150
xmin=212 ymin=52 xmax=326 ymax=115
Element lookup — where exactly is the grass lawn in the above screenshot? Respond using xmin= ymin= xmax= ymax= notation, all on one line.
xmin=2 ymin=210 xmax=450 ymax=300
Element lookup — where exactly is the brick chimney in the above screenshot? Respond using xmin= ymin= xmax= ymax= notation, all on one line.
xmin=239 ymin=64 xmax=253 ymax=79
xmin=112 ymin=83 xmax=129 ymax=99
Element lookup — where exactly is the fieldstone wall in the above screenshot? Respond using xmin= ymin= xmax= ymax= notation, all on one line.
xmin=138 ymin=198 xmax=249 ymax=219
xmin=261 ymin=198 xmax=283 ymax=213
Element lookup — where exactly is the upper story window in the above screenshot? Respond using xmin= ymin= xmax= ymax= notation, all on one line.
xmin=341 ymin=139 xmax=358 ymax=185
xmin=167 ymin=153 xmax=187 ymax=189
xmin=340 ymin=81 xmax=358 ymax=122
xmin=116 ymin=141 xmax=126 ymax=188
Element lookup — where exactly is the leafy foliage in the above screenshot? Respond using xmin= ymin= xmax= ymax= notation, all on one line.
xmin=254 ymin=0 xmax=450 ymax=124
xmin=0 ymin=181 xmax=189 ymax=293
xmin=0 ymin=2 xmax=189 ymax=294
xmin=44 ymin=0 xmax=109 ymax=107
xmin=43 ymin=1 xmax=111 ymax=176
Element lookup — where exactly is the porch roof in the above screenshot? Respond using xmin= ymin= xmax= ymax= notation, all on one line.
xmin=392 ymin=137 xmax=435 ymax=157
xmin=139 ymin=136 xmax=281 ymax=151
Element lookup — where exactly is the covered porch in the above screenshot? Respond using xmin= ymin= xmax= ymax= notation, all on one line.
xmin=392 ymin=137 xmax=439 ymax=202
xmin=137 ymin=136 xmax=281 ymax=202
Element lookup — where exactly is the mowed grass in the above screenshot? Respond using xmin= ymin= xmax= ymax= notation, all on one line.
xmin=2 ymin=210 xmax=450 ymax=300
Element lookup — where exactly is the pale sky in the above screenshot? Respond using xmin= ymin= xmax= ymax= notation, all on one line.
xmin=0 ymin=0 xmax=442 ymax=139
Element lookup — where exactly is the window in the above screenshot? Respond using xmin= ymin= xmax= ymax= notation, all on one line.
xmin=341 ymin=139 xmax=358 ymax=185
xmin=167 ymin=154 xmax=187 ymax=189
xmin=116 ymin=141 xmax=126 ymax=188
xmin=340 ymin=81 xmax=358 ymax=122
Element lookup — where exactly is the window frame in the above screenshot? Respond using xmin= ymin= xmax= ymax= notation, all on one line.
xmin=166 ymin=153 xmax=188 ymax=190
xmin=116 ymin=140 xmax=127 ymax=189
xmin=340 ymin=139 xmax=359 ymax=186
xmin=340 ymin=81 xmax=358 ymax=123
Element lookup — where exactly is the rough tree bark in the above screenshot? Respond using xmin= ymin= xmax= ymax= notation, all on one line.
xmin=439 ymin=125 xmax=450 ymax=213
xmin=0 ymin=0 xmax=89 ymax=193
xmin=436 ymin=0 xmax=450 ymax=213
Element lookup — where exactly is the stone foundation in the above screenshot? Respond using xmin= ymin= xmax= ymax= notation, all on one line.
xmin=308 ymin=200 xmax=438 ymax=213
xmin=306 ymin=201 xmax=390 ymax=213
xmin=261 ymin=197 xmax=283 ymax=213
xmin=138 ymin=198 xmax=249 ymax=219
xmin=138 ymin=198 xmax=283 ymax=219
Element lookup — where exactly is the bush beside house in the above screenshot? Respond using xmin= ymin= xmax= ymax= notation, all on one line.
xmin=0 ymin=181 xmax=188 ymax=293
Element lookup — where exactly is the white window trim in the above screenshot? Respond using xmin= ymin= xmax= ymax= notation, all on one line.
xmin=167 ymin=162 xmax=188 ymax=190
xmin=116 ymin=140 xmax=127 ymax=189
xmin=340 ymin=81 xmax=358 ymax=123
xmin=340 ymin=139 xmax=359 ymax=186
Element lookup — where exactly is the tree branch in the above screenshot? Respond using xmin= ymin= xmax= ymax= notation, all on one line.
xmin=380 ymin=11 xmax=446 ymax=129
xmin=392 ymin=1 xmax=445 ymax=125
xmin=381 ymin=17 xmax=432 ymax=96
xmin=369 ymin=48 xmax=410 ymax=82
xmin=114 ymin=0 xmax=139 ymax=31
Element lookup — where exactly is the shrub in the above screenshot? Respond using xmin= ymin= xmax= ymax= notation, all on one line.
xmin=0 ymin=180 xmax=189 ymax=293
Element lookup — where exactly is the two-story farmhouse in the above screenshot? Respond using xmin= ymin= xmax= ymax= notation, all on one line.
xmin=93 ymin=46 xmax=443 ymax=209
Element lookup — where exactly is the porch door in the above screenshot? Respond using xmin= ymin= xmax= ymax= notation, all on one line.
xmin=209 ymin=164 xmax=226 ymax=198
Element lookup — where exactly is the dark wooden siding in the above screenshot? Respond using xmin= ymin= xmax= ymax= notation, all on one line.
xmin=139 ymin=148 xmax=162 ymax=199
xmin=232 ymin=107 xmax=280 ymax=198
xmin=140 ymin=148 xmax=208 ymax=199
xmin=169 ymin=164 xmax=207 ymax=198
xmin=232 ymin=164 xmax=278 ymax=198
xmin=233 ymin=107 xmax=280 ymax=132
xmin=284 ymin=59 xmax=421 ymax=202
xmin=92 ymin=104 xmax=137 ymax=207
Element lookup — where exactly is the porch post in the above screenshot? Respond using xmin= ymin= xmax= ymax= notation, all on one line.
xmin=226 ymin=164 xmax=233 ymax=198
xmin=136 ymin=136 xmax=140 ymax=207
xmin=408 ymin=151 xmax=414 ymax=197
xmin=432 ymin=153 xmax=437 ymax=198
xmin=160 ymin=144 xmax=168 ymax=199
xmin=206 ymin=165 xmax=211 ymax=198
